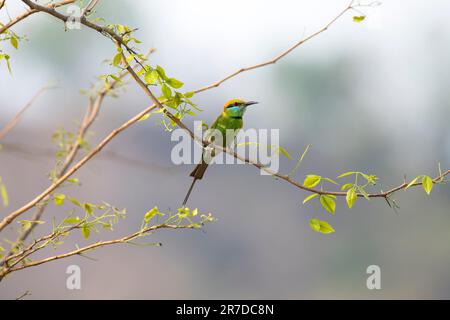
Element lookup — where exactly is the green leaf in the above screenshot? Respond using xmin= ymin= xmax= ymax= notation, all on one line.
xmin=174 ymin=91 xmax=182 ymax=106
xmin=67 ymin=178 xmax=79 ymax=184
xmin=357 ymin=186 xmax=370 ymax=200
xmin=278 ymin=146 xmax=292 ymax=159
xmin=144 ymin=206 xmax=159 ymax=222
xmin=112 ymin=53 xmax=122 ymax=66
xmin=303 ymin=175 xmax=321 ymax=188
xmin=10 ymin=36 xmax=19 ymax=49
xmin=183 ymin=91 xmax=195 ymax=98
xmin=341 ymin=183 xmax=354 ymax=190
xmin=322 ymin=177 xmax=338 ymax=185
xmin=54 ymin=193 xmax=66 ymax=206
xmin=422 ymin=175 xmax=433 ymax=195
xmin=337 ymin=171 xmax=356 ymax=178
xmin=360 ymin=173 xmax=378 ymax=184
xmin=320 ymin=195 xmax=336 ymax=214
xmin=156 ymin=65 xmax=168 ymax=80
xmin=161 ymin=83 xmax=172 ymax=99
xmin=303 ymin=193 xmax=319 ymax=204
xmin=309 ymin=219 xmax=335 ymax=234
xmin=166 ymin=77 xmax=184 ymax=89
xmin=144 ymin=69 xmax=159 ymax=85
xmin=138 ymin=113 xmax=151 ymax=122
xmin=3 ymin=54 xmax=11 ymax=73
xmin=131 ymin=37 xmax=142 ymax=44
xmin=109 ymin=74 xmax=121 ymax=82
xmin=0 ymin=183 xmax=8 ymax=207
xmin=81 ymin=224 xmax=90 ymax=239
xmin=405 ymin=176 xmax=419 ymax=190
xmin=353 ymin=16 xmax=365 ymax=22
xmin=19 ymin=220 xmax=31 ymax=230
xmin=346 ymin=188 xmax=357 ymax=209
xmin=67 ymin=196 xmax=82 ymax=207
xmin=116 ymin=24 xmax=126 ymax=34
xmin=19 ymin=220 xmax=45 ymax=231
xmin=84 ymin=203 xmax=94 ymax=215
xmin=64 ymin=216 xmax=81 ymax=224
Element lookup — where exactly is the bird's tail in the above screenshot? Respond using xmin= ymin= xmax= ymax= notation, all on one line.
xmin=182 ymin=162 xmax=209 ymax=206
xmin=182 ymin=178 xmax=198 ymax=206
xmin=189 ymin=161 xmax=209 ymax=180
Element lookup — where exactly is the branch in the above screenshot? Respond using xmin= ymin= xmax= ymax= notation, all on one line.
xmin=3 ymin=50 xmax=155 ymax=259
xmin=0 ymin=1 xmax=409 ymax=232
xmin=1 ymin=221 xmax=83 ymax=269
xmin=0 ymin=0 xmax=447 ymax=277
xmin=194 ymin=1 xmax=354 ymax=93
xmin=0 ymin=86 xmax=51 ymax=141
xmin=0 ymin=223 xmax=198 ymax=279
xmin=19 ymin=0 xmax=139 ymax=60
xmin=81 ymin=0 xmax=100 ymax=17
xmin=1 ymin=142 xmax=169 ymax=170
xmin=0 ymin=103 xmax=157 ymax=232
xmin=0 ymin=0 xmax=75 ymax=34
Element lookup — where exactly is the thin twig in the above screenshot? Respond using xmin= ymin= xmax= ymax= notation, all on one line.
xmin=0 ymin=0 xmax=74 ymax=34
xmin=0 ymin=223 xmax=197 ymax=278
xmin=0 ymin=86 xmax=51 ymax=140
xmin=2 ymin=1 xmax=442 ymax=234
xmin=0 ymin=0 xmax=448 ymax=282
xmin=19 ymin=0 xmax=141 ymax=65
xmin=194 ymin=1 xmax=355 ymax=93
xmin=1 ymin=142 xmax=172 ymax=171
xmin=15 ymin=291 xmax=31 ymax=300
xmin=81 ymin=0 xmax=100 ymax=17
xmin=1 ymin=221 xmax=83 ymax=270
xmin=4 ymin=50 xmax=155 ymax=256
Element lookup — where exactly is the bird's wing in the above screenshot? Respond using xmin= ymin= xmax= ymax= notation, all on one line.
xmin=201 ymin=116 xmax=223 ymax=162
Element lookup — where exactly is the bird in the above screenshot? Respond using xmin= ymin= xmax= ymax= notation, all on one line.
xmin=182 ymin=99 xmax=258 ymax=206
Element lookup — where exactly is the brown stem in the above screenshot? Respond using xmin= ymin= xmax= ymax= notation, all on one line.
xmin=0 ymin=0 xmax=75 ymax=34
xmin=0 ymin=223 xmax=196 ymax=279
xmin=0 ymin=86 xmax=51 ymax=140
xmin=2 ymin=52 xmax=154 ymax=257
xmin=2 ymin=0 xmax=437 ymax=234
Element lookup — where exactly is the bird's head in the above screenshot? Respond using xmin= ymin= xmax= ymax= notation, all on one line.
xmin=223 ymin=99 xmax=258 ymax=118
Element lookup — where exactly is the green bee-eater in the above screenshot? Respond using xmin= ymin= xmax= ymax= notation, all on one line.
xmin=182 ymin=99 xmax=258 ymax=206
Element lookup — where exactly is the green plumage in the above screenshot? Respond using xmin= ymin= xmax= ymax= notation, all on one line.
xmin=189 ymin=113 xmax=242 ymax=180
xmin=182 ymin=99 xmax=258 ymax=206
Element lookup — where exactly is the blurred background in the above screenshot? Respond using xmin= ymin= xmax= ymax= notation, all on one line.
xmin=0 ymin=0 xmax=449 ymax=299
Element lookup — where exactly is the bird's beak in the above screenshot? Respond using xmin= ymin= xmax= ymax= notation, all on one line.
xmin=244 ymin=101 xmax=258 ymax=107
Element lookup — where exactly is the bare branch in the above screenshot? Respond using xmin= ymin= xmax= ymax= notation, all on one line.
xmin=0 ymin=223 xmax=198 ymax=278
xmin=194 ymin=1 xmax=354 ymax=93
xmin=19 ymin=0 xmax=139 ymax=59
xmin=0 ymin=86 xmax=51 ymax=140
xmin=0 ymin=0 xmax=447 ymax=282
xmin=6 ymin=50 xmax=155 ymax=254
xmin=2 ymin=0 xmax=443 ymax=234
xmin=0 ymin=0 xmax=75 ymax=34
xmin=1 ymin=142 xmax=170 ymax=171
xmin=81 ymin=0 xmax=101 ymax=17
